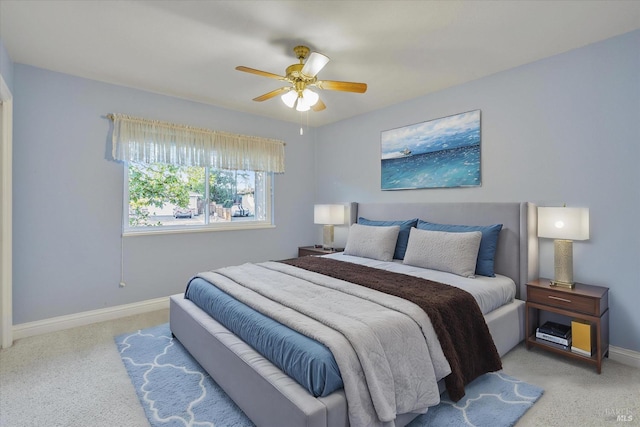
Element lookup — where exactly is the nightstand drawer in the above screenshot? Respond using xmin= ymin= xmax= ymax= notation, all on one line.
xmin=527 ymin=286 xmax=599 ymax=315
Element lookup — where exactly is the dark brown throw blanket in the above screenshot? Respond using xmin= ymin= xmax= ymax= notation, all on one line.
xmin=280 ymin=256 xmax=502 ymax=401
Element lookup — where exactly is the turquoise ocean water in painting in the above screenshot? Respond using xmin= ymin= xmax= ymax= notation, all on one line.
xmin=381 ymin=110 xmax=481 ymax=190
xmin=381 ymin=144 xmax=480 ymax=190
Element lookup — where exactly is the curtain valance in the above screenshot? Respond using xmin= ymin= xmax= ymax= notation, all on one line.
xmin=109 ymin=113 xmax=285 ymax=173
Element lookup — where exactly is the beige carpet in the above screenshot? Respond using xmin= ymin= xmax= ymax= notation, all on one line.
xmin=1 ymin=309 xmax=638 ymax=427
xmin=502 ymin=344 xmax=639 ymax=426
xmin=0 ymin=310 xmax=169 ymax=427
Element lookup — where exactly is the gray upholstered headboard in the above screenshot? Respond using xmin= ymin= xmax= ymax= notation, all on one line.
xmin=354 ymin=202 xmax=539 ymax=299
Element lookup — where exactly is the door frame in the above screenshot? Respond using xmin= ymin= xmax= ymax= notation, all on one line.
xmin=1 ymin=73 xmax=13 ymax=349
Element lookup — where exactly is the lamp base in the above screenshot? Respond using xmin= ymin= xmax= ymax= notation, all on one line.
xmin=553 ymin=239 xmax=574 ymax=288
xmin=550 ymin=280 xmax=575 ymax=289
xmin=322 ymin=224 xmax=335 ymax=250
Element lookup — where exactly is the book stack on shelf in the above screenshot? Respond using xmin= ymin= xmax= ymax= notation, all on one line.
xmin=571 ymin=319 xmax=594 ymax=357
xmin=536 ymin=321 xmax=571 ymax=350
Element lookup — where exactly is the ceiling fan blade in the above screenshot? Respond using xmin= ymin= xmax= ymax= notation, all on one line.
xmin=236 ymin=66 xmax=285 ymax=80
xmin=311 ymin=98 xmax=326 ymax=112
xmin=316 ymin=80 xmax=367 ymax=93
xmin=301 ymin=52 xmax=330 ymax=77
xmin=253 ymin=87 xmax=290 ymax=102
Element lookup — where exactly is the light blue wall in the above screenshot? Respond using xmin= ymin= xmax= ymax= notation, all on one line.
xmin=11 ymin=30 xmax=640 ymax=353
xmin=0 ymin=38 xmax=13 ymax=92
xmin=315 ymin=30 xmax=640 ymax=352
xmin=12 ymin=64 xmax=316 ymax=324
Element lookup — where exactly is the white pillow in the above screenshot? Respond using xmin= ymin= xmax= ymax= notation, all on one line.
xmin=403 ymin=228 xmax=482 ymax=278
xmin=343 ymin=223 xmax=400 ymax=262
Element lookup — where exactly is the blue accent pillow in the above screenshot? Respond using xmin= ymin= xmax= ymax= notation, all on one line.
xmin=416 ymin=220 xmax=503 ymax=277
xmin=357 ymin=217 xmax=418 ymax=260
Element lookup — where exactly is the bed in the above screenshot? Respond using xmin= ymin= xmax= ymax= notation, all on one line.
xmin=170 ymin=202 xmax=538 ymax=427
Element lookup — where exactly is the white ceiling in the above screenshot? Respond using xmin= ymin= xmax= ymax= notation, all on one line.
xmin=1 ymin=1 xmax=639 ymax=127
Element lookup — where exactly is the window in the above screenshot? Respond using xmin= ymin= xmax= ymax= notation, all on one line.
xmin=108 ymin=113 xmax=284 ymax=235
xmin=125 ymin=162 xmax=272 ymax=233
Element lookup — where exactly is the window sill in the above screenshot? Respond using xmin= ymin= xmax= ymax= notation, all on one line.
xmin=123 ymin=222 xmax=275 ymax=237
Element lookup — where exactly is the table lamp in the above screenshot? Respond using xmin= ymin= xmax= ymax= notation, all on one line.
xmin=314 ymin=204 xmax=345 ymax=250
xmin=537 ymin=206 xmax=589 ymax=288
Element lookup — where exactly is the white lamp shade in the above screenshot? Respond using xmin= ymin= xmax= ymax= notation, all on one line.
xmin=314 ymin=204 xmax=345 ymax=225
xmin=281 ymin=90 xmax=297 ymax=108
xmin=295 ymin=97 xmax=311 ymax=111
xmin=302 ymin=88 xmax=319 ymax=107
xmin=538 ymin=207 xmax=589 ymax=240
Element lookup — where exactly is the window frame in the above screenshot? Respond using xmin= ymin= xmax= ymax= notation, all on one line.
xmin=122 ymin=162 xmax=274 ymax=236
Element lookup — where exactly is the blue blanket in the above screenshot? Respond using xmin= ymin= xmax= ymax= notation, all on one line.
xmin=185 ymin=277 xmax=343 ymax=397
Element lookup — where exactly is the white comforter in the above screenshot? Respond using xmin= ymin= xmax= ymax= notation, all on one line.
xmin=198 ymin=261 xmax=451 ymax=427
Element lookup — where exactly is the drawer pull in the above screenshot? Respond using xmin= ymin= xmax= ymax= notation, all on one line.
xmin=548 ymin=295 xmax=571 ymax=303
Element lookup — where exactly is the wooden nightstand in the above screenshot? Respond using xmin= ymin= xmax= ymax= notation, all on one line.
xmin=297 ymin=246 xmax=343 ymax=257
xmin=525 ymin=278 xmax=609 ymax=373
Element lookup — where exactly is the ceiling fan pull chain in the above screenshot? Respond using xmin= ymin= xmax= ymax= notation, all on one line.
xmin=300 ymin=111 xmax=304 ymax=135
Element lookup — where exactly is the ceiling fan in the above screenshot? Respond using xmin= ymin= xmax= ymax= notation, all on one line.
xmin=235 ymin=45 xmax=367 ymax=112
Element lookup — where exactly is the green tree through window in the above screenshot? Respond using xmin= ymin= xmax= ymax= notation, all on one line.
xmin=125 ymin=162 xmax=270 ymax=231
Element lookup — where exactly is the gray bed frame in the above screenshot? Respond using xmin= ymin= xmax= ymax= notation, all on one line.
xmin=170 ymin=202 xmax=539 ymax=427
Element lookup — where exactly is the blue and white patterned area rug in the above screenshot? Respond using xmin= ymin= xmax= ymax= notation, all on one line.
xmin=116 ymin=323 xmax=543 ymax=427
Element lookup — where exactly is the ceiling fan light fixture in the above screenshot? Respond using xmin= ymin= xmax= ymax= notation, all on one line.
xmin=237 ymin=45 xmax=366 ymax=113
xmin=295 ymin=96 xmax=311 ymax=112
xmin=302 ymin=88 xmax=319 ymax=107
xmin=281 ymin=90 xmax=297 ymax=108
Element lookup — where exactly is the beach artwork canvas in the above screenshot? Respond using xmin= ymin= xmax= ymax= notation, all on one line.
xmin=381 ymin=110 xmax=481 ymax=190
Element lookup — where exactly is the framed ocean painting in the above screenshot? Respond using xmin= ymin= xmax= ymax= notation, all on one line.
xmin=381 ymin=110 xmax=481 ymax=190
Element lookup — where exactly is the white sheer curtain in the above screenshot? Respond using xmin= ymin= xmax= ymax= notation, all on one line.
xmin=109 ymin=113 xmax=285 ymax=173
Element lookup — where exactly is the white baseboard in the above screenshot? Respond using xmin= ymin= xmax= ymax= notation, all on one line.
xmin=10 ymin=298 xmax=640 ymax=370
xmin=609 ymin=345 xmax=640 ymax=369
xmin=12 ymin=297 xmax=169 ymax=341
